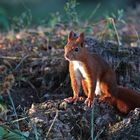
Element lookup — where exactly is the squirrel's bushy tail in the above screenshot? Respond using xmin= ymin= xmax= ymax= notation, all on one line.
xmin=116 ymin=86 xmax=140 ymax=114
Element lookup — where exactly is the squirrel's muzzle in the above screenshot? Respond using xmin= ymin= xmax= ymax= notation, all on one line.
xmin=64 ymin=53 xmax=70 ymax=61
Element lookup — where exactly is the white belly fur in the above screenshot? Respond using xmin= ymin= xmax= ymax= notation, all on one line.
xmin=95 ymin=80 xmax=101 ymax=96
xmin=72 ymin=61 xmax=101 ymax=95
xmin=73 ymin=61 xmax=87 ymax=79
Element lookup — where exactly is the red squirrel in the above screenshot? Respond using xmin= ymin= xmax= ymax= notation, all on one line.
xmin=64 ymin=31 xmax=140 ymax=114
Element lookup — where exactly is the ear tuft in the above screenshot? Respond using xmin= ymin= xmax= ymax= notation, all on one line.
xmin=79 ymin=32 xmax=84 ymax=41
xmin=76 ymin=32 xmax=84 ymax=43
xmin=68 ymin=31 xmax=74 ymax=41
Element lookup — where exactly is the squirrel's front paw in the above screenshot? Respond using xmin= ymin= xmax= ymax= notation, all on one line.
xmin=64 ymin=96 xmax=78 ymax=103
xmin=84 ymin=98 xmax=93 ymax=107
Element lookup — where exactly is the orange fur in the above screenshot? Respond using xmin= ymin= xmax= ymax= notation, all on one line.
xmin=64 ymin=31 xmax=140 ymax=114
xmin=82 ymin=80 xmax=88 ymax=96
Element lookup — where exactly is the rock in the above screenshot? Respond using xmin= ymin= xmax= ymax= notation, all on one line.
xmin=28 ymin=99 xmax=120 ymax=140
xmin=107 ymin=108 xmax=140 ymax=140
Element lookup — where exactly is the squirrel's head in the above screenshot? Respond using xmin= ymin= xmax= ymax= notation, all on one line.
xmin=64 ymin=31 xmax=86 ymax=61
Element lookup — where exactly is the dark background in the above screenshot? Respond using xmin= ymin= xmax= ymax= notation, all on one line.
xmin=0 ymin=0 xmax=139 ymax=30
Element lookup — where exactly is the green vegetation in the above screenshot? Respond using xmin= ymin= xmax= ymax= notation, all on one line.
xmin=0 ymin=0 xmax=130 ymax=31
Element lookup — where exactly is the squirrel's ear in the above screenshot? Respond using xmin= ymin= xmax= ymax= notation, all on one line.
xmin=79 ymin=32 xmax=84 ymax=40
xmin=68 ymin=31 xmax=74 ymax=41
xmin=77 ymin=32 xmax=84 ymax=43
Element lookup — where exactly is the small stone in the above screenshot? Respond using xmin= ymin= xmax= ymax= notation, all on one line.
xmin=59 ymin=101 xmax=68 ymax=110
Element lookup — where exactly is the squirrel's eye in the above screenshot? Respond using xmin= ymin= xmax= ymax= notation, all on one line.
xmin=74 ymin=47 xmax=79 ymax=52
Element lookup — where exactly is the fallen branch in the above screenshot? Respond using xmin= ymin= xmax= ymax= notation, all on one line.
xmin=14 ymin=55 xmax=29 ymax=71
xmin=46 ymin=110 xmax=59 ymax=138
